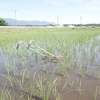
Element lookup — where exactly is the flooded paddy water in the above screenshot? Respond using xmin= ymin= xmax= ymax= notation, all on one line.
xmin=0 ymin=37 xmax=100 ymax=100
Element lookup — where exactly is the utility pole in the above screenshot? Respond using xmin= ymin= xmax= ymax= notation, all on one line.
xmin=80 ymin=16 xmax=82 ymax=27
xmin=72 ymin=20 xmax=74 ymax=25
xmin=15 ymin=10 xmax=17 ymax=26
xmin=57 ymin=16 xmax=59 ymax=25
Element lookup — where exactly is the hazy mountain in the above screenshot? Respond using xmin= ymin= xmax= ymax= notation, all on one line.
xmin=2 ymin=18 xmax=55 ymax=25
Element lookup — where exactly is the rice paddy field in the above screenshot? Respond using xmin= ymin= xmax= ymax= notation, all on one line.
xmin=0 ymin=27 xmax=100 ymax=100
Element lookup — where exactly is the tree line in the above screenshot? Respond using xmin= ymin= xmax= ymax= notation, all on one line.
xmin=0 ymin=18 xmax=8 ymax=26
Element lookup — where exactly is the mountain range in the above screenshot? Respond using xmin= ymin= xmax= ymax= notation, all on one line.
xmin=1 ymin=18 xmax=55 ymax=26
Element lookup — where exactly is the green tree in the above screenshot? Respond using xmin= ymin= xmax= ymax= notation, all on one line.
xmin=0 ymin=18 xmax=8 ymax=26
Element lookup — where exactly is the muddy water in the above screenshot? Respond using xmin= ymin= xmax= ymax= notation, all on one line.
xmin=0 ymin=38 xmax=100 ymax=100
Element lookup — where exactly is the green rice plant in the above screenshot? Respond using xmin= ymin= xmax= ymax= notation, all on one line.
xmin=3 ymin=74 xmax=13 ymax=88
xmin=5 ymin=60 xmax=18 ymax=77
xmin=11 ymin=66 xmax=18 ymax=77
xmin=27 ymin=95 xmax=31 ymax=100
xmin=84 ymin=71 xmax=95 ymax=79
xmin=93 ymin=87 xmax=98 ymax=100
xmin=28 ymin=73 xmax=36 ymax=98
xmin=19 ymin=93 xmax=25 ymax=100
xmin=21 ymin=67 xmax=35 ymax=80
xmin=4 ymin=62 xmax=11 ymax=74
xmin=37 ymin=74 xmax=58 ymax=100
xmin=8 ymin=60 xmax=18 ymax=77
xmin=59 ymin=62 xmax=67 ymax=76
xmin=59 ymin=66 xmax=66 ymax=76
xmin=78 ymin=63 xmax=84 ymax=77
xmin=95 ymin=71 xmax=100 ymax=79
xmin=37 ymin=76 xmax=45 ymax=100
xmin=61 ymin=81 xmax=68 ymax=92
xmin=15 ymin=69 xmax=26 ymax=91
xmin=19 ymin=57 xmax=25 ymax=69
xmin=66 ymin=59 xmax=71 ymax=69
xmin=83 ymin=60 xmax=88 ymax=68
xmin=53 ymin=86 xmax=61 ymax=100
xmin=67 ymin=73 xmax=74 ymax=87
xmin=0 ymin=84 xmax=6 ymax=100
xmin=93 ymin=62 xmax=100 ymax=79
xmin=0 ymin=85 xmax=15 ymax=100
xmin=76 ymin=78 xmax=84 ymax=95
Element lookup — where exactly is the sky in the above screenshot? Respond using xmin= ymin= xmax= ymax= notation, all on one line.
xmin=0 ymin=0 xmax=100 ymax=24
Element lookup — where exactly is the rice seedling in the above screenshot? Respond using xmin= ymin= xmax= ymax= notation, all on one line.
xmin=27 ymin=96 xmax=31 ymax=100
xmin=66 ymin=59 xmax=71 ymax=70
xmin=15 ymin=69 xmax=27 ymax=91
xmin=59 ymin=62 xmax=67 ymax=76
xmin=93 ymin=87 xmax=98 ymax=100
xmin=67 ymin=73 xmax=74 ymax=87
xmin=78 ymin=65 xmax=84 ymax=77
xmin=53 ymin=86 xmax=61 ymax=100
xmin=19 ymin=94 xmax=25 ymax=100
xmin=4 ymin=61 xmax=11 ymax=74
xmin=28 ymin=73 xmax=36 ymax=98
xmin=94 ymin=70 xmax=100 ymax=79
xmin=76 ymin=78 xmax=84 ymax=95
xmin=3 ymin=74 xmax=13 ymax=88
xmin=0 ymin=84 xmax=6 ymax=100
xmin=36 ymin=76 xmax=46 ymax=100
xmin=61 ymin=81 xmax=68 ymax=92
xmin=19 ymin=57 xmax=26 ymax=69
xmin=5 ymin=60 xmax=19 ymax=77
xmin=37 ymin=74 xmax=58 ymax=100
xmin=0 ymin=85 xmax=15 ymax=100
xmin=59 ymin=66 xmax=66 ymax=76
xmin=21 ymin=67 xmax=35 ymax=80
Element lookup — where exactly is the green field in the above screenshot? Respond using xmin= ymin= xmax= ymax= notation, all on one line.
xmin=0 ymin=27 xmax=100 ymax=46
xmin=0 ymin=27 xmax=100 ymax=100
xmin=0 ymin=27 xmax=100 ymax=56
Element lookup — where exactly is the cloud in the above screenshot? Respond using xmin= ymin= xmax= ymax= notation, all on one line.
xmin=44 ymin=0 xmax=85 ymax=6
xmin=45 ymin=0 xmax=100 ymax=10
xmin=45 ymin=0 xmax=84 ymax=3
xmin=81 ymin=0 xmax=100 ymax=10
xmin=45 ymin=0 xmax=66 ymax=6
